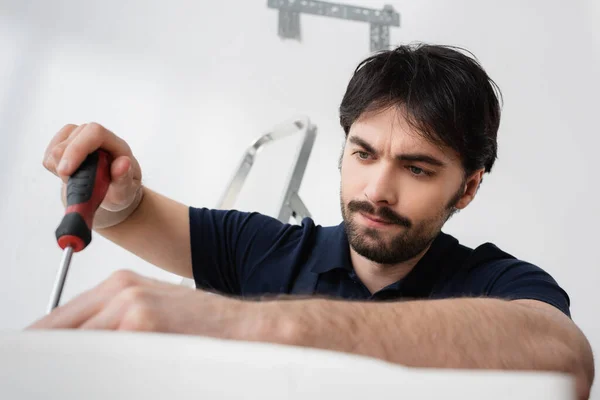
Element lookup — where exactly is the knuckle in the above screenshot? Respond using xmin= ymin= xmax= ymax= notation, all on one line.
xmin=87 ymin=125 xmax=104 ymax=142
xmin=86 ymin=122 xmax=105 ymax=132
xmin=120 ymin=286 xmax=149 ymax=304
xmin=42 ymin=158 xmax=51 ymax=171
xmin=121 ymin=301 xmax=157 ymax=331
xmin=64 ymin=143 xmax=84 ymax=160
xmin=107 ymin=270 xmax=140 ymax=291
xmin=50 ymin=145 xmax=63 ymax=160
xmin=62 ymin=123 xmax=77 ymax=131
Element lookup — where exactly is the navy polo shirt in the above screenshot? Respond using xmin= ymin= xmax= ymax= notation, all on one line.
xmin=189 ymin=207 xmax=571 ymax=317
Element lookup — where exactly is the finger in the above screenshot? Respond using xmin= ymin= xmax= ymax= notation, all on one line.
xmin=26 ymin=282 xmax=110 ymax=329
xmin=83 ymin=281 xmax=181 ymax=332
xmin=80 ymin=284 xmax=165 ymax=331
xmin=111 ymin=155 xmax=131 ymax=179
xmin=43 ymin=124 xmax=78 ymax=173
xmin=101 ymin=156 xmax=140 ymax=211
xmin=56 ymin=141 xmax=128 ymax=183
xmin=57 ymin=122 xmax=131 ymax=177
xmin=43 ymin=124 xmax=77 ymax=162
xmin=45 ymin=124 xmax=88 ymax=178
xmin=79 ymin=295 xmax=130 ymax=331
xmin=61 ymin=182 xmax=67 ymax=206
xmin=27 ymin=270 xmax=133 ymax=329
xmin=26 ymin=271 xmax=164 ymax=329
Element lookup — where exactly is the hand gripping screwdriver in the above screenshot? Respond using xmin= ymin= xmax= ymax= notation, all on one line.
xmin=47 ymin=149 xmax=111 ymax=314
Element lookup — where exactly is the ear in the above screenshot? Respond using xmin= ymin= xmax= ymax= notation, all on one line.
xmin=454 ymin=169 xmax=485 ymax=210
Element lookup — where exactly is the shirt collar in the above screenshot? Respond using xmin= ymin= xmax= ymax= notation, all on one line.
xmin=310 ymin=222 xmax=353 ymax=274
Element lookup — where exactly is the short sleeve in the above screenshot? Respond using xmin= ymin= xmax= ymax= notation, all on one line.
xmin=484 ymin=259 xmax=571 ymax=317
xmin=189 ymin=207 xmax=294 ymax=295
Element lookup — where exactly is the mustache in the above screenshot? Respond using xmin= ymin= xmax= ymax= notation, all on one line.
xmin=347 ymin=200 xmax=412 ymax=228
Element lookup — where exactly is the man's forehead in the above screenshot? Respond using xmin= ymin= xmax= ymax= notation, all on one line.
xmin=348 ymin=115 xmax=457 ymax=163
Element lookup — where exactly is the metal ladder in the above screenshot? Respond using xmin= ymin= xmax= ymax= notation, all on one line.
xmin=180 ymin=116 xmax=317 ymax=287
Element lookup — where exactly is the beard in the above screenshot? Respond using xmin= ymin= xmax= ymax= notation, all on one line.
xmin=340 ymin=184 xmax=464 ymax=265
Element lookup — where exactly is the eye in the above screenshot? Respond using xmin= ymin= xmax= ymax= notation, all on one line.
xmin=354 ymin=151 xmax=371 ymax=160
xmin=408 ymin=166 xmax=427 ymax=176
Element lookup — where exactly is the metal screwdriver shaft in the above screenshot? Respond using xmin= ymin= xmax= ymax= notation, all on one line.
xmin=47 ymin=246 xmax=74 ymax=314
xmin=47 ymin=149 xmax=111 ymax=314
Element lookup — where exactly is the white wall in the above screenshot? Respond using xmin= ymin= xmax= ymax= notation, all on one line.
xmin=1 ymin=0 xmax=598 ymax=396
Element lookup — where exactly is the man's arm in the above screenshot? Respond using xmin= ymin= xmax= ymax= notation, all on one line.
xmin=45 ymin=123 xmax=193 ymax=279
xmin=252 ymin=297 xmax=594 ymax=398
xmin=29 ymin=271 xmax=594 ymax=398
xmin=94 ymin=187 xmax=192 ymax=279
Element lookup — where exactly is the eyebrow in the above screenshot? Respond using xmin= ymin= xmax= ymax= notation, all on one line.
xmin=348 ymin=135 xmax=447 ymax=167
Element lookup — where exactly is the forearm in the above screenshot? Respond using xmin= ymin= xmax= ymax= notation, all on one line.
xmin=94 ymin=187 xmax=193 ymax=278
xmin=246 ymin=297 xmax=591 ymax=386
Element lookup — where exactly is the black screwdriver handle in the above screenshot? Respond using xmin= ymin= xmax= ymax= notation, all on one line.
xmin=55 ymin=150 xmax=111 ymax=252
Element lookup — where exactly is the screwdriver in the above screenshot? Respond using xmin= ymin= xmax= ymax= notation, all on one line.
xmin=47 ymin=149 xmax=112 ymax=314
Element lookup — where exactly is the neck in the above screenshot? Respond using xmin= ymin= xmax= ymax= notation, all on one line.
xmin=349 ymin=244 xmax=432 ymax=294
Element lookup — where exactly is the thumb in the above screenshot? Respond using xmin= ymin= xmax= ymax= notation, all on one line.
xmin=110 ymin=155 xmax=132 ymax=182
xmin=101 ymin=156 xmax=139 ymax=211
xmin=59 ymin=154 xmax=131 ymax=206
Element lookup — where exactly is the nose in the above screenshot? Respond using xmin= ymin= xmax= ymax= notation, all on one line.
xmin=364 ymin=163 xmax=397 ymax=206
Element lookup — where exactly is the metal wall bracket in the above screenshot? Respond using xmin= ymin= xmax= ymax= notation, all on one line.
xmin=267 ymin=0 xmax=400 ymax=52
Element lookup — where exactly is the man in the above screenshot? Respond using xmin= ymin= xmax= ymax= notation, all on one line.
xmin=33 ymin=44 xmax=594 ymax=398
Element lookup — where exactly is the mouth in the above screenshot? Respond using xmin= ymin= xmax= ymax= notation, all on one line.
xmin=358 ymin=212 xmax=396 ymax=227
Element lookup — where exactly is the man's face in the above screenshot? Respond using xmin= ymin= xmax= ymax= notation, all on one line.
xmin=340 ymin=107 xmax=477 ymax=265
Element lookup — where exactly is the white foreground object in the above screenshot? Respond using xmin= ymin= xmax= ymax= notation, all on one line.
xmin=0 ymin=331 xmax=575 ymax=399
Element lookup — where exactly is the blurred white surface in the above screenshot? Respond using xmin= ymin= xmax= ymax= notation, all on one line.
xmin=0 ymin=330 xmax=576 ymax=400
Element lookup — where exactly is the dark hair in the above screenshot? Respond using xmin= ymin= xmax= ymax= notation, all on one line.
xmin=339 ymin=43 xmax=502 ymax=175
